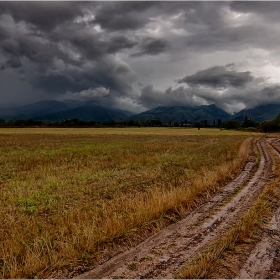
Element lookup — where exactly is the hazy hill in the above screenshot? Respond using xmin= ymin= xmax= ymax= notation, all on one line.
xmin=0 ymin=100 xmax=68 ymax=120
xmin=2 ymin=100 xmax=280 ymax=124
xmin=233 ymin=104 xmax=280 ymax=123
xmin=37 ymin=105 xmax=132 ymax=122
xmin=0 ymin=100 xmax=133 ymax=122
xmin=130 ymin=104 xmax=231 ymax=124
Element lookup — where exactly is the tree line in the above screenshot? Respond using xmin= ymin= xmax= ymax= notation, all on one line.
xmin=0 ymin=115 xmax=279 ymax=132
xmin=260 ymin=114 xmax=280 ymax=132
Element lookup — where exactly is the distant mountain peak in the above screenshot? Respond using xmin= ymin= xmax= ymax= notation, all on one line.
xmin=233 ymin=103 xmax=280 ymax=123
xmin=130 ymin=104 xmax=230 ymax=124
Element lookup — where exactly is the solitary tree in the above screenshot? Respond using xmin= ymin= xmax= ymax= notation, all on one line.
xmin=194 ymin=121 xmax=202 ymax=130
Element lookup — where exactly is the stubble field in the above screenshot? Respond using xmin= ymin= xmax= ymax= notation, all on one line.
xmin=0 ymin=128 xmax=258 ymax=278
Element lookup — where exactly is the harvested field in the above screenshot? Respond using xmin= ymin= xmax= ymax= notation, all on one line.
xmin=0 ymin=128 xmax=272 ymax=278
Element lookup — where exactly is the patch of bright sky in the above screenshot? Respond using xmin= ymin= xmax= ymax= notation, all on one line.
xmin=75 ymin=14 xmax=95 ymax=24
xmin=226 ymin=102 xmax=245 ymax=114
xmin=238 ymin=47 xmax=280 ymax=84
xmin=224 ymin=6 xmax=253 ymax=28
xmin=192 ymin=95 xmax=208 ymax=106
xmin=145 ymin=13 xmax=190 ymax=38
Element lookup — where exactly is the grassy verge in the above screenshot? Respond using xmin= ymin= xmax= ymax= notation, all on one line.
xmin=176 ymin=141 xmax=280 ymax=279
xmin=0 ymin=129 xmax=251 ymax=278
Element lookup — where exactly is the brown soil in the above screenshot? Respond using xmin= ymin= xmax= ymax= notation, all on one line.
xmin=73 ymin=138 xmax=280 ymax=279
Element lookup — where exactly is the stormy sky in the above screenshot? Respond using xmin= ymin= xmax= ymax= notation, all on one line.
xmin=1 ymin=1 xmax=280 ymax=114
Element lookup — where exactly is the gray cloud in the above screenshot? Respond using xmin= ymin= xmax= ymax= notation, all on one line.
xmin=230 ymin=2 xmax=280 ymax=23
xmin=1 ymin=1 xmax=280 ymax=113
xmin=0 ymin=14 xmax=70 ymax=68
xmin=0 ymin=2 xmax=88 ymax=31
xmin=138 ymin=64 xmax=280 ymax=114
xmin=93 ymin=2 xmax=156 ymax=31
xmin=64 ymin=28 xmax=136 ymax=60
xmin=261 ymin=85 xmax=280 ymax=99
xmin=106 ymin=35 xmax=137 ymax=54
xmin=1 ymin=57 xmax=22 ymax=70
xmin=177 ymin=65 xmax=253 ymax=89
xmin=139 ymin=85 xmax=207 ymax=109
xmin=32 ymin=55 xmax=137 ymax=98
xmin=130 ymin=38 xmax=168 ymax=57
xmin=73 ymin=87 xmax=110 ymax=100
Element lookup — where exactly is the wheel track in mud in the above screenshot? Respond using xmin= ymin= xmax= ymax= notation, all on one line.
xmin=236 ymin=138 xmax=280 ymax=279
xmin=76 ymin=139 xmax=273 ymax=279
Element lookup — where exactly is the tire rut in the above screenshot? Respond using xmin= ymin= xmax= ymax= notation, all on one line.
xmin=76 ymin=139 xmax=272 ymax=279
xmin=236 ymin=139 xmax=280 ymax=279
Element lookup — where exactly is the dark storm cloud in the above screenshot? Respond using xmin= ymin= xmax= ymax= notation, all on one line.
xmin=130 ymin=38 xmax=168 ymax=57
xmin=1 ymin=1 xmax=280 ymax=112
xmin=0 ymin=2 xmax=136 ymax=68
xmin=33 ymin=75 xmax=83 ymax=94
xmin=106 ymin=35 xmax=137 ymax=54
xmin=1 ymin=57 xmax=22 ymax=70
xmin=0 ymin=14 xmax=70 ymax=68
xmin=0 ymin=2 xmax=89 ymax=31
xmin=177 ymin=66 xmax=253 ymax=89
xmin=0 ymin=4 xmax=137 ymax=98
xmin=33 ymin=56 xmax=136 ymax=97
xmin=93 ymin=2 xmax=156 ymax=31
xmin=64 ymin=27 xmax=136 ymax=60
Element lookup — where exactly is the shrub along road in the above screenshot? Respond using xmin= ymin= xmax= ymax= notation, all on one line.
xmin=76 ymin=137 xmax=280 ymax=279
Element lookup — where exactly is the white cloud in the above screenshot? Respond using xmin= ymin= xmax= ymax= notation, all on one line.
xmin=74 ymin=87 xmax=110 ymax=99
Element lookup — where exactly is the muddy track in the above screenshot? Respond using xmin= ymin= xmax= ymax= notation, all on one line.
xmin=76 ymin=139 xmax=273 ymax=279
xmin=236 ymin=139 xmax=280 ymax=279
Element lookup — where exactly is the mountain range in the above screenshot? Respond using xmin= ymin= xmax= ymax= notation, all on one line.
xmin=232 ymin=104 xmax=280 ymax=123
xmin=130 ymin=104 xmax=231 ymax=124
xmin=0 ymin=100 xmax=133 ymax=123
xmin=1 ymin=100 xmax=280 ymax=124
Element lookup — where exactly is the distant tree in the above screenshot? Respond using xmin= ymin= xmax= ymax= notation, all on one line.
xmin=151 ymin=119 xmax=163 ymax=126
xmin=204 ymin=120 xmax=208 ymax=127
xmin=14 ymin=119 xmax=26 ymax=126
xmin=224 ymin=120 xmax=241 ymax=130
xmin=194 ymin=121 xmax=202 ymax=130
xmin=128 ymin=119 xmax=140 ymax=126
xmin=242 ymin=117 xmax=257 ymax=128
xmin=260 ymin=113 xmax=280 ymax=132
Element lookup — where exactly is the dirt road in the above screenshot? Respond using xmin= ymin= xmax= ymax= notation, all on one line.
xmin=75 ymin=138 xmax=280 ymax=279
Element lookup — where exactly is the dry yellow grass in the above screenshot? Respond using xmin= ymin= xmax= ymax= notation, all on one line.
xmin=0 ymin=127 xmax=261 ymax=136
xmin=0 ymin=128 xmax=252 ymax=278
